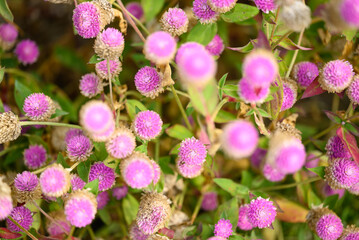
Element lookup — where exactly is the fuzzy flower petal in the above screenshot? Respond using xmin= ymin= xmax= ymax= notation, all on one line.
xmin=89 ymin=162 xmax=116 ymax=191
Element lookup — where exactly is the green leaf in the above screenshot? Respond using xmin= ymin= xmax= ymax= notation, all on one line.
xmin=98 ymin=209 xmax=111 ymax=225
xmin=307 ymin=189 xmax=322 ymax=206
xmin=0 ymin=0 xmax=13 ymax=22
xmin=56 ymin=153 xmax=69 ymax=168
xmin=141 ymin=0 xmax=165 ymax=22
xmin=24 ymin=134 xmax=49 ymax=152
xmin=323 ymin=194 xmax=338 ymax=210
xmin=221 ymin=3 xmax=259 ymax=23
xmin=307 ymin=166 xmax=325 ymax=179
xmin=214 ymin=178 xmax=249 ymax=197
xmin=222 ymin=84 xmax=239 ymax=99
xmin=216 ymin=198 xmax=239 ymax=231
xmin=84 ymin=179 xmax=99 ymax=196
xmin=343 ymin=29 xmax=357 ymax=41
xmin=125 ymin=99 xmax=147 ymax=120
xmin=218 ymin=73 xmax=228 ymax=100
xmin=159 ymin=156 xmax=174 ymax=174
xmin=187 ymin=23 xmax=218 ymax=45
xmin=203 ymin=81 xmax=219 ymax=115
xmin=166 ymin=124 xmax=193 ymax=140
xmin=229 ymin=235 xmax=245 ymax=240
xmin=257 ymin=108 xmax=271 ymax=118
xmin=77 ymin=160 xmax=91 ymax=182
xmin=135 ymin=142 xmax=148 ymax=154
xmin=0 ymin=67 xmax=4 ymax=84
xmin=122 ymin=194 xmax=139 ymax=225
xmin=88 ymin=54 xmax=103 ymax=64
xmin=214 ymin=110 xmax=236 ymax=123
xmin=54 ymin=46 xmax=87 ymax=74
xmin=51 ymin=108 xmax=69 ymax=119
xmin=14 ymin=79 xmax=33 ymax=113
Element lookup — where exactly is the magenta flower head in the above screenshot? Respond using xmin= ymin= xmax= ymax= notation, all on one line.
xmin=97 ymin=191 xmax=109 ymax=209
xmin=95 ymin=59 xmax=122 ymax=80
xmin=136 ymin=192 xmax=171 ymax=235
xmin=207 ymin=237 xmax=227 ymax=240
xmin=201 ymin=192 xmax=218 ymax=211
xmin=65 ymin=190 xmax=97 ymax=228
xmin=325 ymin=135 xmax=352 ymax=160
xmin=179 ymin=137 xmax=207 ymax=165
xmin=106 ymin=126 xmax=136 ymax=159
xmin=0 ymin=177 xmax=13 ymax=220
xmin=281 ymin=79 xmax=298 ymax=111
xmin=206 ymin=34 xmax=224 ymax=56
xmin=176 ymin=157 xmax=204 ymax=178
xmin=221 ymin=120 xmax=259 ymax=159
xmin=176 ymin=42 xmax=205 ymax=63
xmin=193 ymin=0 xmax=219 ymax=24
xmin=94 ymin=27 xmax=125 ymax=60
xmin=66 ymin=135 xmax=93 ymax=162
xmin=238 ymin=77 xmax=270 ymax=104
xmin=237 ymin=204 xmax=254 ymax=231
xmin=160 ymin=8 xmax=189 ymax=36
xmin=6 ymin=206 xmax=33 ymax=232
xmin=214 ymin=218 xmax=233 ymax=238
xmin=24 ymin=144 xmax=47 ymax=169
xmin=325 ymin=158 xmax=359 ymax=190
xmin=40 ymin=163 xmax=71 ymax=197
xmin=112 ymin=185 xmax=128 ymax=200
xmin=14 ymin=39 xmax=39 ymax=65
xmin=262 ymin=163 xmax=286 ymax=182
xmin=319 ymin=60 xmax=354 ymax=93
xmin=347 ymin=75 xmax=359 ymax=104
xmin=253 ymin=0 xmax=276 ymax=13
xmin=248 ymin=197 xmax=277 ymax=229
xmin=79 ymin=73 xmax=103 ymax=98
xmin=348 ymin=182 xmax=359 ymax=195
xmin=133 ymin=110 xmax=163 ymax=141
xmin=120 ymin=152 xmax=155 ymax=189
xmin=129 ymin=223 xmax=150 ymax=240
xmin=0 ymin=23 xmax=18 ymax=50
xmin=293 ymin=61 xmax=319 ymax=88
xmin=134 ymin=66 xmax=164 ymax=99
xmin=23 ymin=93 xmax=56 ymax=121
xmin=251 ymin=148 xmax=267 ymax=170
xmin=14 ymin=171 xmax=42 ymax=203
xmin=322 ymin=182 xmax=345 ymax=199
xmin=151 ymin=160 xmax=161 ymax=185
xmin=144 ymin=31 xmax=176 ymax=65
xmin=340 ymin=225 xmax=359 ymax=240
xmin=126 ymin=2 xmax=144 ymax=20
xmin=89 ymin=162 xmax=116 ymax=191
xmin=65 ymin=129 xmax=85 ymax=145
xmin=208 ymin=0 xmax=237 ymax=13
xmin=340 ymin=0 xmax=359 ymax=27
xmin=46 ymin=211 xmax=71 ymax=236
xmin=71 ymin=174 xmax=86 ymax=191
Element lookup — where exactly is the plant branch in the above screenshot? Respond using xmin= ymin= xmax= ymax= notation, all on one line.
xmin=255 ymin=176 xmax=321 ymax=192
xmin=285 ymin=28 xmax=305 ymax=78
xmin=170 ymin=85 xmax=192 ymax=131
xmin=7 ymin=216 xmax=38 ymax=240
xmin=107 ymin=59 xmax=115 ymax=110
xmin=20 ymin=121 xmax=82 ymax=129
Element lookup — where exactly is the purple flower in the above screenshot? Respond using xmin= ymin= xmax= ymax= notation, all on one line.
xmin=214 ymin=219 xmax=233 ymax=238
xmin=144 ymin=31 xmax=176 ymax=65
xmin=94 ymin=27 xmax=125 ymax=60
xmin=248 ymin=197 xmax=277 ymax=229
xmin=97 ymin=191 xmax=110 ymax=209
xmin=238 ymin=77 xmax=270 ymax=104
xmin=316 ymin=214 xmax=343 ymax=240
xmin=347 ymin=75 xmax=359 ymax=104
xmin=237 ymin=204 xmax=253 ymax=231
xmin=253 ymin=0 xmax=276 ymax=13
xmin=207 ymin=237 xmax=227 ymax=240
xmin=160 ymin=8 xmax=189 ymax=36
xmin=14 ymin=171 xmax=38 ymax=192
xmin=79 ymin=73 xmax=103 ymax=98
xmin=341 ymin=225 xmax=359 ymax=240
xmin=14 ymin=39 xmax=39 ymax=65
xmin=89 ymin=162 xmax=116 ymax=191
xmin=95 ymin=59 xmax=122 ymax=80
xmin=6 ymin=206 xmax=33 ymax=232
xmin=179 ymin=137 xmax=207 ymax=165
xmin=176 ymin=158 xmax=203 ymax=178
xmin=106 ymin=127 xmax=136 ymax=159
xmin=325 ymin=158 xmax=359 ymax=189
xmin=151 ymin=160 xmax=161 ymax=185
xmin=340 ymin=0 xmax=359 ymax=27
xmin=281 ymin=79 xmax=298 ymax=111
xmin=40 ymin=164 xmax=71 ymax=197
xmin=134 ymin=66 xmax=163 ymax=98
xmin=112 ymin=185 xmax=128 ymax=200
xmin=71 ymin=174 xmax=86 ymax=191
xmin=46 ymin=211 xmax=71 ymax=236
xmin=0 ymin=23 xmax=18 ymax=50
xmin=322 ymin=182 xmax=345 ymax=198
xmin=65 ymin=129 xmax=85 ymax=145
xmin=24 ymin=145 xmax=47 ymax=169
xmin=208 ymin=0 xmax=237 ymax=13
xmin=133 ymin=110 xmax=163 ymax=141
xmin=126 ymin=2 xmax=144 ymax=20
xmin=326 ymin=135 xmax=352 ymax=160
xmin=176 ymin=42 xmax=205 ymax=63
xmin=251 ymin=148 xmax=267 ymax=170
xmin=23 ymin=93 xmax=55 ymax=121
xmin=193 ymin=0 xmax=219 ymax=23
xmin=206 ymin=34 xmax=224 ymax=56
xmin=72 ymin=2 xmax=100 ymax=38
xmin=319 ymin=60 xmax=354 ymax=93
xmin=66 ymin=135 xmax=93 ymax=162
xmin=0 ymin=195 xmax=13 ymax=220
xmin=293 ymin=61 xmax=319 ymax=88
xmin=201 ymin=192 xmax=218 ymax=211
xmin=263 ymin=163 xmax=286 ymax=182
xmin=348 ymin=181 xmax=359 ymax=195
xmin=129 ymin=223 xmax=150 ymax=240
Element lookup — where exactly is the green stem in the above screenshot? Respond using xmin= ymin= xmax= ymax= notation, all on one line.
xmin=285 ymin=28 xmax=305 ymax=78
xmin=270 ymin=8 xmax=280 ymax=42
xmin=170 ymin=85 xmax=192 ymax=131
xmin=0 ymin=143 xmax=27 ymax=157
xmin=166 ymin=87 xmax=190 ymax=98
xmin=7 ymin=216 xmax=38 ymax=240
xmin=271 ymin=31 xmax=293 ymax=49
xmin=87 ymin=226 xmax=96 ymax=240
xmin=255 ymin=176 xmax=321 ymax=192
xmin=67 ymin=226 xmax=75 ymax=240
xmin=190 ymin=194 xmax=203 ymax=224
xmin=20 ymin=121 xmax=82 ymax=129
xmin=303 ymin=124 xmax=338 ymax=145
xmin=106 ymin=59 xmax=115 ymax=110
xmin=211 ymin=98 xmax=229 ymax=121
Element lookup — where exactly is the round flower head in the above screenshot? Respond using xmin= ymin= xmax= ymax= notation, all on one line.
xmin=112 ymin=185 xmax=128 ymax=200
xmin=176 ymin=158 xmax=203 ymax=178
xmin=95 ymin=59 xmax=122 ymax=80
xmin=238 ymin=77 xmax=270 ymax=104
xmin=238 ymin=204 xmax=253 ymax=231
xmin=278 ymin=0 xmax=311 ymax=32
xmin=214 ymin=219 xmax=233 ymax=238
xmin=129 ymin=223 xmax=150 ymax=240
xmin=40 ymin=163 xmax=71 ymax=197
xmin=14 ymin=171 xmax=42 ymax=203
xmin=136 ymin=192 xmax=171 ymax=235
xmin=89 ymin=162 xmax=116 ymax=191
xmin=126 ymin=2 xmax=144 ymax=20
xmin=65 ymin=129 xmax=85 ymax=145
xmin=340 ymin=225 xmax=359 ymax=240
xmin=175 ymin=42 xmax=205 ymax=63
xmin=97 ymin=191 xmax=109 ymax=209
xmin=221 ymin=120 xmax=259 ymax=159
xmin=90 ymin=122 xmax=115 ymax=142
xmin=6 ymin=206 xmax=33 ymax=232
xmin=65 ymin=190 xmax=97 ymax=228
xmin=347 ymin=75 xmax=359 ymax=104
xmin=79 ymin=73 xmax=103 ymax=98
xmin=160 ymin=8 xmax=189 ymax=36
xmin=206 ymin=34 xmax=224 ymax=56
xmin=14 ymin=39 xmax=39 ymax=65
xmin=133 ymin=110 xmax=163 ymax=141
xmin=94 ymin=27 xmax=125 ymax=60
xmin=305 ymin=153 xmax=320 ymax=169
xmin=193 ymin=0 xmax=219 ymax=23
xmin=46 ymin=211 xmax=71 ymax=236
xmin=281 ymin=78 xmax=298 ymax=111
xmin=201 ymin=192 xmax=218 ymax=211
xmin=23 ymin=93 xmax=56 ymax=121
xmin=248 ymin=197 xmax=277 ymax=229
xmin=293 ymin=61 xmax=319 ymax=88
xmin=340 ymin=0 xmax=359 ymax=27
xmin=208 ymin=0 xmax=237 ymax=13
xmin=134 ymin=66 xmax=164 ymax=99
xmin=322 ymin=182 xmax=345 ymax=198
xmin=242 ymin=49 xmax=278 ymax=85
xmin=106 ymin=126 xmax=136 ymax=159
xmin=325 ymin=135 xmax=352 ymax=160
xmin=144 ymin=31 xmax=176 ymax=65
xmin=0 ymin=23 xmax=18 ymax=50
xmin=251 ymin=148 xmax=267 ymax=170
xmin=66 ymin=135 xmax=93 ymax=162
xmin=207 ymin=237 xmax=227 ymax=240
xmin=0 ymin=177 xmax=13 ymax=220
xmin=151 ymin=160 xmax=161 ymax=185
xmin=179 ymin=137 xmax=207 ymax=165
xmin=253 ymin=0 xmax=276 ymax=13
xmin=120 ymin=152 xmax=155 ymax=189
xmin=71 ymin=174 xmax=86 ymax=191
xmin=348 ymin=181 xmax=359 ymax=195
xmin=262 ymin=163 xmax=286 ymax=182
xmin=24 ymin=145 xmax=47 ymax=170
xmin=319 ymin=60 xmax=354 ymax=93
xmin=0 ymin=111 xmax=21 ymax=144
xmin=325 ymin=158 xmax=359 ymax=190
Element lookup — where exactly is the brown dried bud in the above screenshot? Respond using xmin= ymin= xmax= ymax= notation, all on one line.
xmin=0 ymin=111 xmax=21 ymax=144
xmin=277 ymin=0 xmax=312 ymax=32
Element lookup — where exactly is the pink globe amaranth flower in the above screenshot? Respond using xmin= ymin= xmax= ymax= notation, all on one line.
xmin=23 ymin=93 xmax=56 ymax=121
xmin=262 ymin=163 xmax=286 ymax=182
xmin=89 ymin=162 xmax=116 ymax=191
xmin=281 ymin=79 xmax=298 ymax=111
xmin=179 ymin=137 xmax=207 ymax=165
xmin=79 ymin=73 xmax=103 ymax=98
xmin=248 ymin=197 xmax=277 ymax=229
xmin=46 ymin=211 xmax=71 ymax=236
xmin=106 ymin=126 xmax=136 ymax=159
xmin=214 ymin=219 xmax=233 ymax=238
xmin=340 ymin=225 xmax=359 ymax=240
xmin=221 ymin=120 xmax=259 ymax=159
xmin=326 ymin=135 xmax=352 ymax=160
xmin=322 ymin=182 xmax=345 ymax=199
xmin=133 ymin=110 xmax=163 ymax=141
xmin=24 ymin=145 xmax=47 ymax=169
xmin=65 ymin=129 xmax=85 ymax=145
xmin=14 ymin=39 xmax=39 ymax=65
xmin=144 ymin=31 xmax=177 ymax=65
xmin=238 ymin=77 xmax=270 ymax=104
xmin=120 ymin=152 xmax=155 ymax=189
xmin=97 ymin=191 xmax=110 ymax=209
xmin=40 ymin=164 xmax=71 ymax=197
xmin=176 ymin=158 xmax=203 ymax=178
xmin=94 ymin=27 xmax=125 ymax=60
xmin=253 ymin=0 xmax=276 ymax=13
xmin=175 ymin=42 xmax=205 ymax=63
xmin=160 ymin=8 xmax=189 ymax=36
xmin=319 ymin=60 xmax=354 ymax=93
xmin=6 ymin=206 xmax=33 ymax=232
xmin=207 ymin=237 xmax=227 ymax=240
xmin=73 ymin=2 xmax=101 ymax=39
xmin=95 ymin=59 xmax=122 ymax=80
xmin=340 ymin=0 xmax=359 ymax=27
xmin=206 ymin=34 xmax=224 ymax=56
xmin=151 ymin=160 xmax=161 ymax=185
xmin=0 ymin=23 xmax=18 ymax=50
xmin=0 ymin=195 xmax=13 ymax=220
xmin=238 ymin=204 xmax=254 ymax=231
xmin=134 ymin=66 xmax=164 ymax=99
xmin=193 ymin=0 xmax=219 ymax=24
xmin=201 ymin=192 xmax=218 ymax=211
xmin=325 ymin=158 xmax=359 ymax=190
xmin=305 ymin=153 xmax=320 ymax=177
xmin=126 ymin=2 xmax=144 ymax=20
xmin=112 ymin=185 xmax=128 ymax=200
xmin=251 ymin=148 xmax=267 ymax=170
xmin=208 ymin=0 xmax=237 ymax=13
xmin=129 ymin=223 xmax=150 ymax=240
xmin=65 ymin=190 xmax=97 ymax=228
xmin=348 ymin=181 xmax=359 ymax=195
xmin=14 ymin=171 xmax=38 ymax=192
xmin=347 ymin=75 xmax=359 ymax=104
xmin=90 ymin=121 xmax=115 ymax=142
xmin=316 ymin=214 xmax=344 ymax=240
xmin=293 ymin=61 xmax=319 ymax=88
xmin=71 ymin=174 xmax=86 ymax=191
xmin=66 ymin=135 xmax=93 ymax=162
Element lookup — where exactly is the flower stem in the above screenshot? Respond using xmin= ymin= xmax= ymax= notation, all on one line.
xmin=255 ymin=176 xmax=321 ymax=192
xmin=87 ymin=226 xmax=96 ymax=240
xmin=285 ymin=28 xmax=305 ymax=78
xmin=303 ymin=124 xmax=338 ymax=145
xmin=271 ymin=31 xmax=293 ymax=49
xmin=106 ymin=59 xmax=115 ymax=110
xmin=67 ymin=226 xmax=76 ymax=240
xmin=190 ymin=194 xmax=203 ymax=224
xmin=7 ymin=216 xmax=38 ymax=240
xmin=170 ymin=85 xmax=192 ymax=131
xmin=20 ymin=121 xmax=82 ymax=129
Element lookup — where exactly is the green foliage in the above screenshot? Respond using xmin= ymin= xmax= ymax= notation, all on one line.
xmin=221 ymin=4 xmax=259 ymax=23
xmin=14 ymin=79 xmax=32 ymax=113
xmin=187 ymin=23 xmax=218 ymax=45
xmin=78 ymin=160 xmax=91 ymax=182
xmin=0 ymin=0 xmax=13 ymax=22
xmin=166 ymin=124 xmax=193 ymax=140
xmin=84 ymin=179 xmax=99 ymax=196
xmin=122 ymin=194 xmax=139 ymax=225
xmin=141 ymin=0 xmax=165 ymax=22
xmin=125 ymin=99 xmax=147 ymax=120
xmin=307 ymin=166 xmax=325 ymax=179
xmin=214 ymin=178 xmax=249 ymax=197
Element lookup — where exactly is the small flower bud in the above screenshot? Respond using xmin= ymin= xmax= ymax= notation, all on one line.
xmin=0 ymin=111 xmax=21 ymax=144
xmin=94 ymin=27 xmax=125 ymax=60
xmin=160 ymin=8 xmax=189 ymax=36
xmin=277 ymin=0 xmax=312 ymax=32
